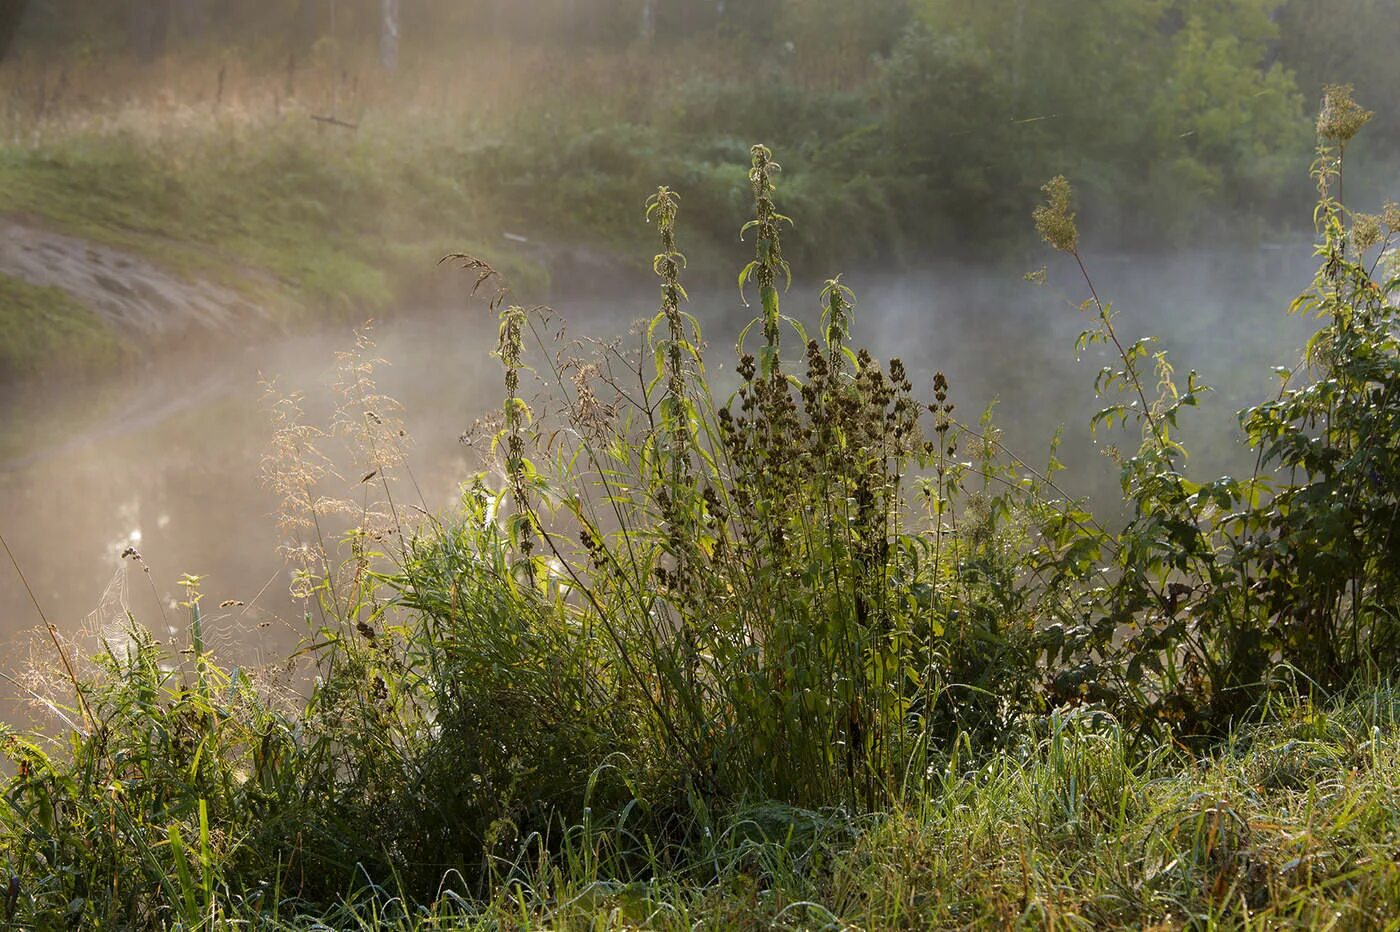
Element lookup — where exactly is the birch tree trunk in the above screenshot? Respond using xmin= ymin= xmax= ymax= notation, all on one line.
xmin=380 ymin=0 xmax=400 ymax=72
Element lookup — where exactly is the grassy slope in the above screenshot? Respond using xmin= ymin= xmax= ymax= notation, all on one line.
xmin=158 ymin=690 xmax=1400 ymax=928
xmin=0 ymin=115 xmax=548 ymax=377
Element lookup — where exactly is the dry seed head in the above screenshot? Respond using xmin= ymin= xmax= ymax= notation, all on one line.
xmin=332 ymin=325 xmax=409 ymax=477
xmin=1353 ymin=212 xmax=1383 ymax=253
xmin=261 ymin=386 xmax=344 ymax=549
xmin=1034 ymin=176 xmax=1078 ymax=254
xmin=1317 ymin=84 xmax=1372 ymax=144
xmin=1382 ymin=200 xmax=1400 ymax=233
xmin=737 ymin=353 xmax=757 ymax=382
xmin=932 ymin=371 xmax=949 ymax=403
xmin=569 ymin=362 xmax=612 ymax=433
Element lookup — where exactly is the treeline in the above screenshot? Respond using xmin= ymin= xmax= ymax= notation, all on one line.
xmin=10 ymin=1 xmax=880 ymax=58
xmin=13 ymin=0 xmax=1400 ymax=85
xmin=6 ymin=0 xmax=1399 ymax=254
xmin=447 ymin=0 xmax=1396 ymax=253
xmin=15 ymin=1 xmax=1398 ymax=151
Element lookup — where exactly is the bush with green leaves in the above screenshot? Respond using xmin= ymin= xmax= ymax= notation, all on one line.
xmin=1036 ymin=84 xmax=1400 ymax=735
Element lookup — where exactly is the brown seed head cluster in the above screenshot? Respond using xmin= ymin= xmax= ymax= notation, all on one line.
xmin=1353 ymin=212 xmax=1383 ymax=253
xmin=1382 ymin=201 xmax=1400 ymax=234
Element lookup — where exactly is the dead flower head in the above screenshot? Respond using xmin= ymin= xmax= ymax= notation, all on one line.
xmin=1317 ymin=84 xmax=1372 ymax=145
xmin=1034 ymin=176 xmax=1078 ymax=254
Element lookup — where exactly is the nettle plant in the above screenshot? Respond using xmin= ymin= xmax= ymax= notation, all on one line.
xmin=1036 ymin=85 xmax=1400 ymax=734
xmin=413 ymin=145 xmax=1049 ymax=817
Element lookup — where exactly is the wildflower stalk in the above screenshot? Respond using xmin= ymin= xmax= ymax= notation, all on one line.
xmin=1317 ymin=83 xmax=1372 ymax=229
xmin=1036 ymin=174 xmax=1254 ymax=723
xmin=1035 ymin=176 xmax=1167 ymax=448
xmin=496 ymin=303 xmax=537 ymax=579
xmin=741 ymin=144 xmax=791 ymax=377
xmin=647 ymin=186 xmax=693 ymax=491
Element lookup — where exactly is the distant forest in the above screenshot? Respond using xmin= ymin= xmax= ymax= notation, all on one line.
xmin=8 ymin=0 xmax=1399 ymax=93
xmin=10 ymin=1 xmax=784 ymax=57
xmin=3 ymin=1 xmax=1399 ymax=253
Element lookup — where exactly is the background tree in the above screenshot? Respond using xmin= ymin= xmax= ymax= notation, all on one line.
xmin=0 ymin=0 xmax=27 ymax=60
xmin=1276 ymin=0 xmax=1400 ymax=147
xmin=381 ymin=0 xmax=398 ymax=70
xmin=781 ymin=0 xmax=908 ymax=85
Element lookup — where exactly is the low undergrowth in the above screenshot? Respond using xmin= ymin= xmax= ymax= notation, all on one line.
xmin=1 ymin=88 xmax=1398 ymax=927
xmin=8 ymin=672 xmax=1400 ymax=928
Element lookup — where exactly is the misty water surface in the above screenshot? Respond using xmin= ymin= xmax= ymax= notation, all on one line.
xmin=0 ymin=244 xmax=1318 ymax=691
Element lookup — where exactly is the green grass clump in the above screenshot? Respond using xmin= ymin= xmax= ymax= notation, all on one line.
xmin=10 ymin=657 xmax=1400 ymax=928
xmin=0 ymin=272 xmax=129 ymax=380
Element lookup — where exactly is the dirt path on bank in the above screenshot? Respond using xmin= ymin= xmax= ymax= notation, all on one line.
xmin=0 ymin=216 xmax=271 ymax=337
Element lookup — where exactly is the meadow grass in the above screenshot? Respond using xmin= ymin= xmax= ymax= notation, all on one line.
xmin=8 ymin=665 xmax=1400 ymax=928
xmin=306 ymin=689 xmax=1400 ymax=929
xmin=0 ymin=48 xmax=576 ymax=377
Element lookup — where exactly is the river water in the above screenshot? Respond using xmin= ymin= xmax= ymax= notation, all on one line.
xmin=0 ymin=245 xmax=1319 ymax=693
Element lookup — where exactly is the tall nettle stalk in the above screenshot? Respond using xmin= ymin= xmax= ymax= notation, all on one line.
xmin=495 ymin=303 xmax=537 ymax=579
xmin=740 ymin=144 xmax=791 ymax=378
xmin=646 ymin=185 xmax=704 ymax=589
xmin=647 ymin=186 xmax=693 ymax=490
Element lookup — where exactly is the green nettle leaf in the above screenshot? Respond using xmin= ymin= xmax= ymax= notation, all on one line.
xmin=761 ymin=285 xmax=780 ymax=323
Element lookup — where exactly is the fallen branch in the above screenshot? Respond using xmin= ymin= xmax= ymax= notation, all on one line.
xmin=309 ymin=113 xmax=359 ymax=130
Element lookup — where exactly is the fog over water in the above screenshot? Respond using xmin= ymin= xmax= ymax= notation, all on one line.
xmin=0 ymin=242 xmax=1319 ymax=685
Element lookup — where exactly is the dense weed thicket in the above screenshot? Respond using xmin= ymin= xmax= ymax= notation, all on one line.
xmin=1 ymin=88 xmax=1399 ymax=927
